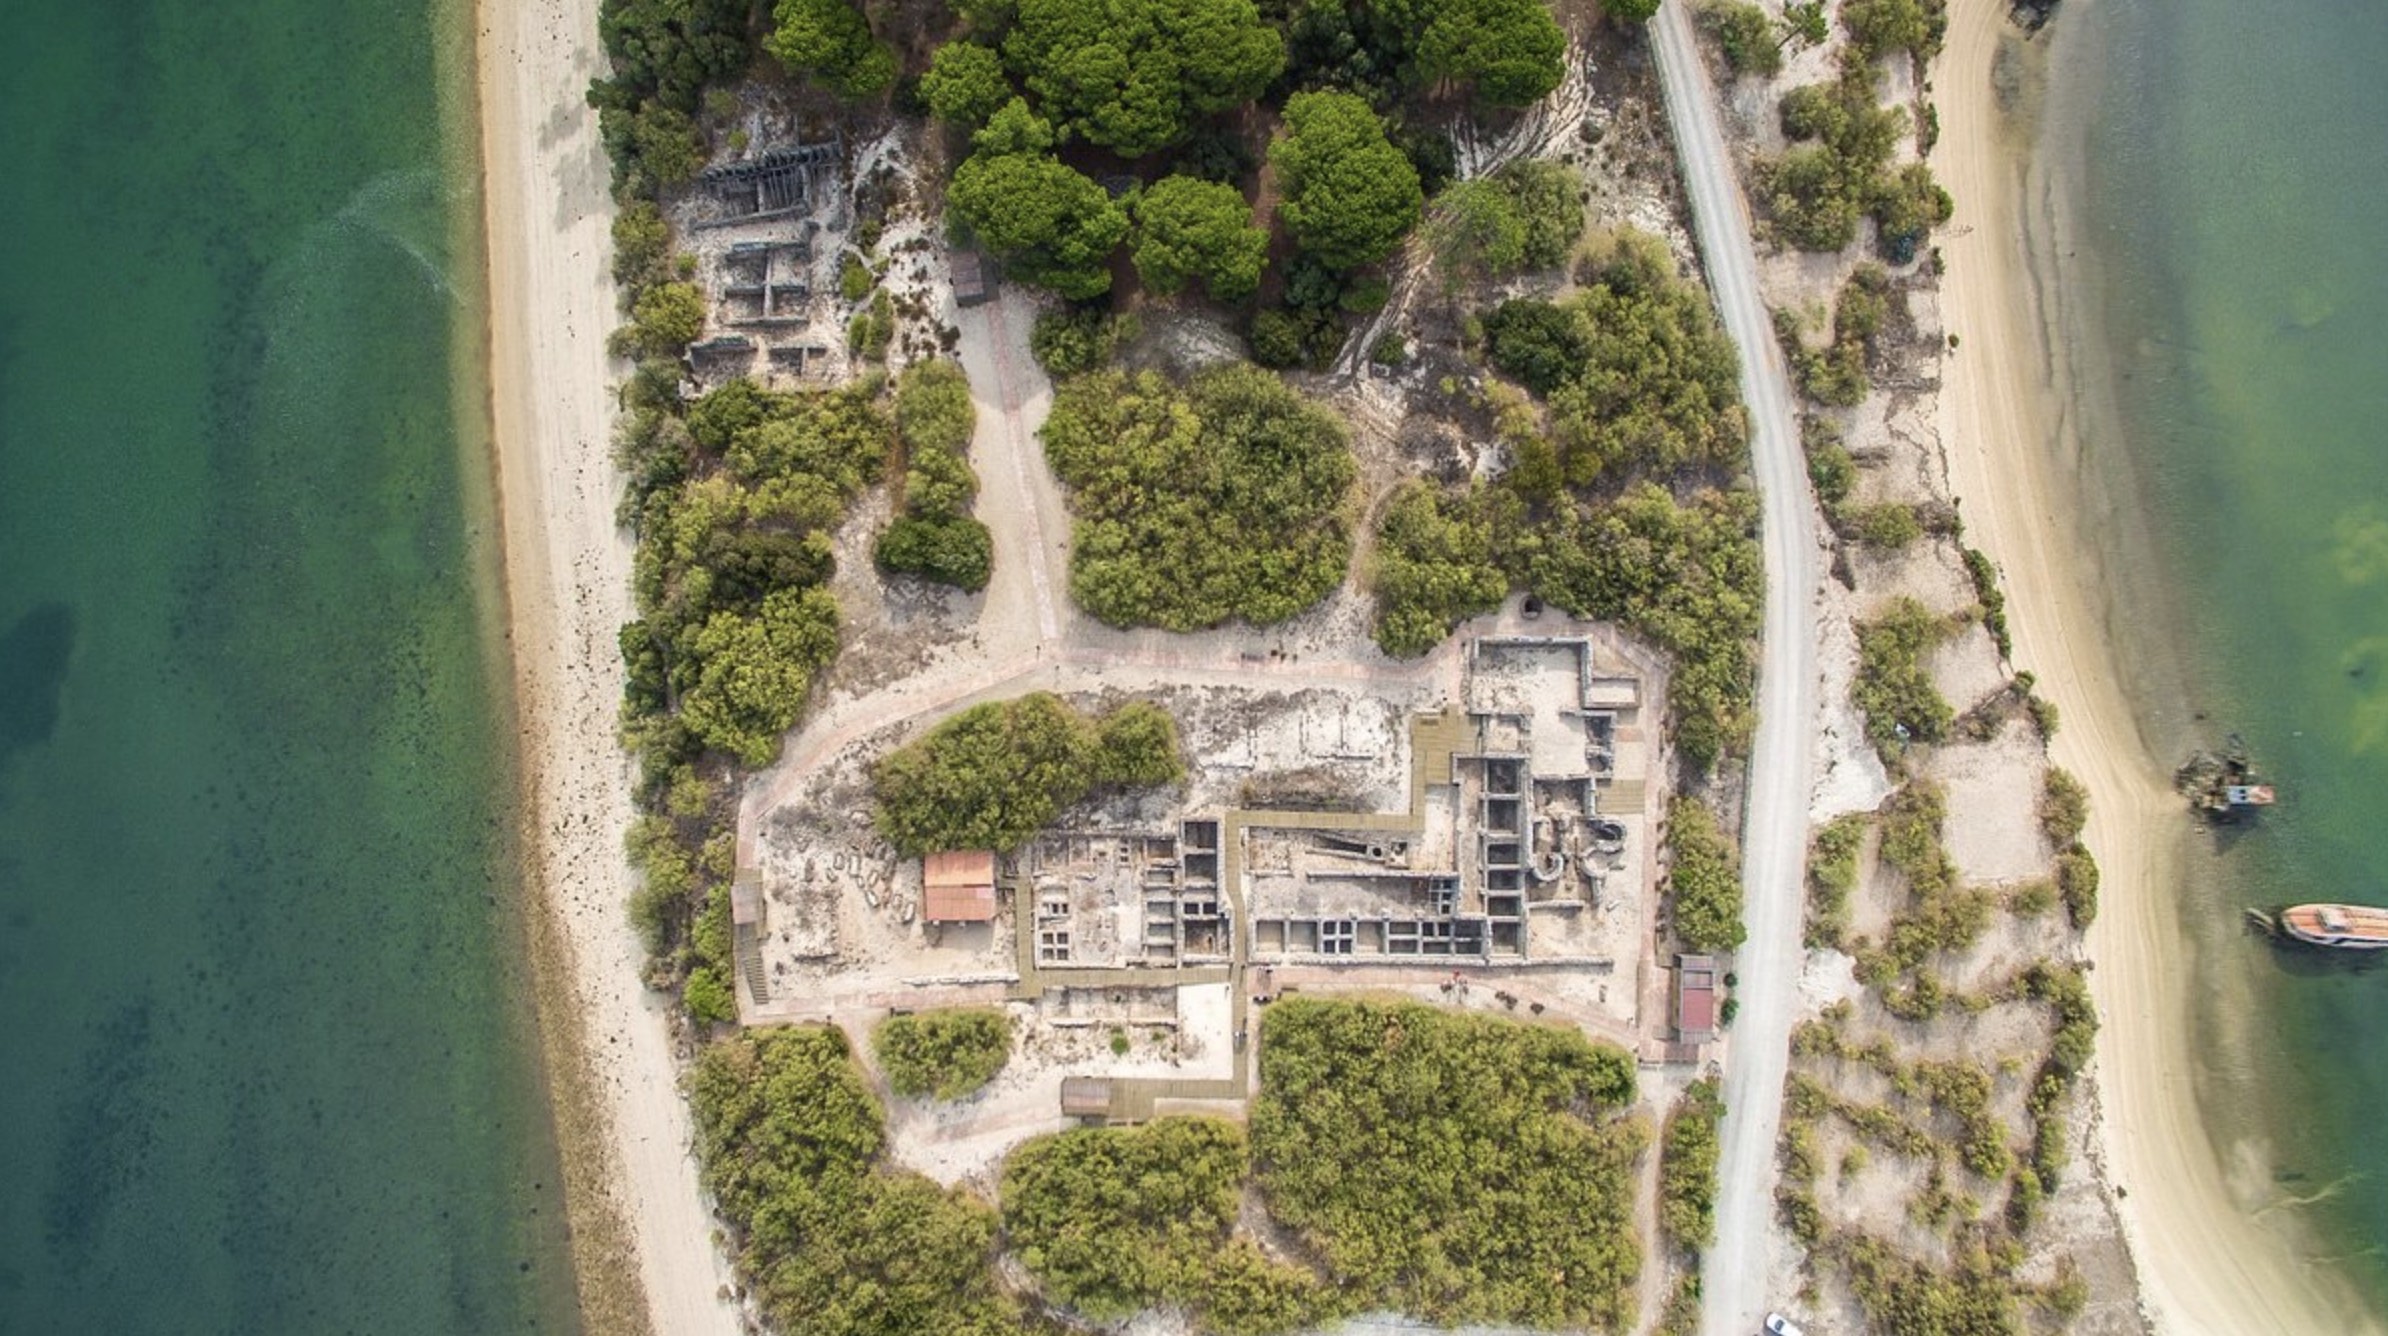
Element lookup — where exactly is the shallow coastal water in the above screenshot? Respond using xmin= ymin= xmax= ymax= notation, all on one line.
xmin=2053 ymin=0 xmax=2388 ymax=1311
xmin=0 ymin=0 xmax=579 ymax=1328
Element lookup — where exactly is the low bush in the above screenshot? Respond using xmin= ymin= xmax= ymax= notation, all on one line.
xmin=1660 ymin=1076 xmax=1725 ymax=1252
xmin=2040 ymin=767 xmax=2089 ymax=847
xmin=1807 ymin=813 xmax=1869 ymax=948
xmin=1253 ymin=998 xmax=1644 ymax=1329
xmin=875 ymin=1008 xmax=1013 ymax=1100
xmin=873 ymin=693 xmax=1184 ymax=854
xmin=1852 ymin=596 xmax=1953 ymax=751
xmin=1043 ymin=364 xmax=1356 ymax=629
xmin=2057 ymin=843 xmax=2100 ymax=929
xmin=1668 ymin=796 xmax=1747 ymax=952
xmin=878 ymin=361 xmax=994 ymax=591
xmin=1704 ymin=0 xmax=1785 ymax=76
xmin=689 ymin=1027 xmax=1025 ymax=1334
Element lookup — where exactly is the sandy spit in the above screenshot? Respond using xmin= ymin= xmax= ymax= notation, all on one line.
xmin=1932 ymin=2 xmax=2381 ymax=1332
xmin=475 ymin=1 xmax=743 ymax=1332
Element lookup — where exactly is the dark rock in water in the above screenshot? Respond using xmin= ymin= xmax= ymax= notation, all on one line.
xmin=0 ymin=602 xmax=74 ymax=767
xmin=2012 ymin=0 xmax=2062 ymax=32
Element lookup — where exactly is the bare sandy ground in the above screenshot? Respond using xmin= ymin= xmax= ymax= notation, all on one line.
xmin=1933 ymin=2 xmax=2380 ymax=1331
xmin=477 ymin=1 xmax=742 ymax=1331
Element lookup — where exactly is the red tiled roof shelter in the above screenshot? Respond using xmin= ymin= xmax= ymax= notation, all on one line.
xmin=923 ymin=849 xmax=998 ymax=923
xmin=1672 ymin=953 xmax=1718 ymax=1042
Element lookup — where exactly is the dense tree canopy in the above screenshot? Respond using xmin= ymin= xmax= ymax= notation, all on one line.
xmin=1253 ymin=999 xmax=1645 ymax=1329
xmin=1519 ymin=485 xmax=1762 ymax=768
xmin=1483 ymin=231 xmax=1745 ymax=482
xmin=876 ymin=361 xmax=994 ymax=591
xmin=622 ymin=380 xmax=891 ymax=768
xmin=689 ymin=1027 xmax=1027 ymax=1335
xmin=1130 ymin=175 xmax=1270 ymax=301
xmin=1042 ymin=363 xmax=1357 ymax=628
xmin=1271 ymin=90 xmax=1423 ymax=269
xmin=1003 ymin=0 xmax=1285 ymax=157
xmin=1423 ymin=159 xmax=1584 ymax=282
xmin=766 ymin=0 xmax=898 ymax=95
xmin=1370 ymin=482 xmax=1510 ymax=656
xmin=872 ymin=693 xmax=1185 ymax=854
xmin=1666 ymin=795 xmax=1746 ymax=952
xmin=1405 ymin=0 xmax=1568 ymax=105
xmin=1659 ymin=1076 xmax=1724 ymax=1252
xmin=948 ymin=146 xmax=1130 ymax=299
xmin=921 ymin=41 xmax=1016 ymax=126
xmin=588 ymin=0 xmax=755 ymax=194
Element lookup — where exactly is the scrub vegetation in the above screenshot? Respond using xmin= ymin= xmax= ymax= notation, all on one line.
xmin=1252 ymin=998 xmax=1647 ymax=1329
xmin=877 ymin=360 xmax=993 ymax=591
xmin=874 ymin=1008 xmax=1013 ymax=1100
xmin=873 ymin=694 xmax=1185 ymax=854
xmin=1041 ymin=364 xmax=1357 ymax=630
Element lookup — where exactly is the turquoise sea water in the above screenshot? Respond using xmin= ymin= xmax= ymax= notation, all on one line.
xmin=2056 ymin=0 xmax=2388 ymax=1312
xmin=0 ymin=0 xmax=579 ymax=1329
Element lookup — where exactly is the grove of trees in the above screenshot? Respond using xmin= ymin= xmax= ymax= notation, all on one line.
xmin=876 ymin=360 xmax=994 ymax=591
xmin=1271 ymin=89 xmax=1424 ymax=270
xmin=1251 ymin=998 xmax=1646 ymax=1329
xmin=872 ymin=693 xmax=1185 ymax=854
xmin=1130 ymin=176 xmax=1271 ymax=301
xmin=689 ymin=1027 xmax=1028 ymax=1334
xmin=1041 ymin=363 xmax=1357 ymax=629
xmin=873 ymin=1008 xmax=1014 ymax=1099
xmin=1665 ymin=796 xmax=1746 ymax=952
xmin=1001 ymin=1118 xmax=1337 ymax=1333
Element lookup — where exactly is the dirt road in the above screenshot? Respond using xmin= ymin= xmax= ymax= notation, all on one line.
xmin=1647 ymin=5 xmax=1824 ymax=1334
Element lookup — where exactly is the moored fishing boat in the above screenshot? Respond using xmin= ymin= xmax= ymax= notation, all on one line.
xmin=2265 ymin=903 xmax=2388 ymax=950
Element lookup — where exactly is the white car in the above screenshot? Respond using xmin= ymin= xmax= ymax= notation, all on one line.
xmin=1764 ymin=1316 xmax=1806 ymax=1336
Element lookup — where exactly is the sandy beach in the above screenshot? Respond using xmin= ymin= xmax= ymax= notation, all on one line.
xmin=1932 ymin=2 xmax=2381 ymax=1331
xmin=476 ymin=1 xmax=742 ymax=1332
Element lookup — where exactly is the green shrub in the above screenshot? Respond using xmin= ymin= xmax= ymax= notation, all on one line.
xmin=1704 ymin=0 xmax=1785 ymax=76
xmin=875 ymin=1008 xmax=1013 ymax=1099
xmin=1042 ymin=364 xmax=1356 ymax=629
xmin=1029 ymin=307 xmax=1129 ymax=377
xmin=1807 ymin=812 xmax=1868 ymax=948
xmin=875 ymin=514 xmax=994 ymax=591
xmin=2057 ymin=844 xmax=2100 ymax=929
xmin=689 ymin=1027 xmax=1025 ymax=1334
xmin=1962 ymin=546 xmax=2012 ymax=658
xmin=683 ymin=965 xmax=736 ymax=1023
xmin=2041 ymin=767 xmax=2089 ymax=847
xmin=1370 ymin=482 xmax=1511 ymax=656
xmin=840 ymin=252 xmax=876 ymax=302
xmin=1483 ymin=231 xmax=1746 ymax=480
xmin=1852 ymin=502 xmax=1924 ymax=548
xmin=1524 ymin=485 xmax=1763 ymax=770
xmin=1852 ymin=596 xmax=1953 ymax=750
xmin=873 ymin=693 xmax=1184 ymax=854
xmin=847 ymin=289 xmax=895 ymax=360
xmin=1253 ymin=999 xmax=1643 ymax=1329
xmin=879 ymin=361 xmax=992 ymax=591
xmin=1668 ymin=797 xmax=1747 ymax=952
xmin=1660 ymin=1076 xmax=1725 ymax=1252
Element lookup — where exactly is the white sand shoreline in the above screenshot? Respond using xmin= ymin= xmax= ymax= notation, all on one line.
xmin=475 ymin=1 xmax=742 ymax=1332
xmin=1932 ymin=3 xmax=2380 ymax=1331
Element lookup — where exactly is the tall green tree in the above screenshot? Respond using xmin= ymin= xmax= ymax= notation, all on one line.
xmin=948 ymin=150 xmax=1129 ymax=299
xmin=1004 ymin=0 xmax=1285 ymax=157
xmin=1270 ymin=90 xmax=1422 ymax=269
xmin=1409 ymin=0 xmax=1568 ymax=105
xmin=766 ymin=0 xmax=898 ymax=95
xmin=920 ymin=41 xmax=1014 ymax=126
xmin=1130 ymin=176 xmax=1269 ymax=300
